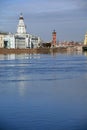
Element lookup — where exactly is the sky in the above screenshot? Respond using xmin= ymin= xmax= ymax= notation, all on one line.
xmin=0 ymin=0 xmax=87 ymax=42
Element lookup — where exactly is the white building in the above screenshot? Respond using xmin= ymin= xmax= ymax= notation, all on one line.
xmin=29 ymin=35 xmax=41 ymax=48
xmin=15 ymin=13 xmax=41 ymax=49
xmin=0 ymin=32 xmax=8 ymax=48
xmin=17 ymin=13 xmax=26 ymax=35
xmin=2 ymin=13 xmax=41 ymax=49
xmin=15 ymin=13 xmax=29 ymax=48
xmin=4 ymin=33 xmax=15 ymax=48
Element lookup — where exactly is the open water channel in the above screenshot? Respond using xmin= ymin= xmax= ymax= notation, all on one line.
xmin=0 ymin=52 xmax=87 ymax=130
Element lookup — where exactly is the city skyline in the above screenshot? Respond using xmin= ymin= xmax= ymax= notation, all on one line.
xmin=0 ymin=0 xmax=87 ymax=42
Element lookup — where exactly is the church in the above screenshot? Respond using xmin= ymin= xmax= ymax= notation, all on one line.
xmin=3 ymin=14 xmax=41 ymax=49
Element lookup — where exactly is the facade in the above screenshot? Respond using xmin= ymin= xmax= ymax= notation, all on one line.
xmin=0 ymin=14 xmax=41 ymax=49
xmin=84 ymin=32 xmax=87 ymax=45
xmin=15 ymin=13 xmax=28 ymax=48
xmin=51 ymin=30 xmax=57 ymax=47
xmin=4 ymin=34 xmax=15 ymax=48
xmin=15 ymin=35 xmax=28 ymax=49
xmin=15 ymin=13 xmax=41 ymax=49
xmin=29 ymin=35 xmax=41 ymax=48
xmin=0 ymin=32 xmax=8 ymax=48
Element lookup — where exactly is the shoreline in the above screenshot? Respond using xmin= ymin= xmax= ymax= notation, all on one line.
xmin=0 ymin=47 xmax=67 ymax=54
xmin=0 ymin=45 xmax=86 ymax=54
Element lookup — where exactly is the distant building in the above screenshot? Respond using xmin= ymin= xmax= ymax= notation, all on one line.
xmin=4 ymin=33 xmax=15 ymax=48
xmin=51 ymin=30 xmax=57 ymax=47
xmin=1 ymin=13 xmax=41 ymax=49
xmin=17 ymin=13 xmax=26 ymax=35
xmin=15 ymin=13 xmax=41 ymax=49
xmin=0 ymin=32 xmax=8 ymax=48
xmin=15 ymin=13 xmax=29 ymax=48
xmin=84 ymin=32 xmax=87 ymax=45
xmin=29 ymin=35 xmax=41 ymax=48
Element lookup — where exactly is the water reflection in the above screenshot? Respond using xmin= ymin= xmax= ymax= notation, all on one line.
xmin=83 ymin=51 xmax=87 ymax=56
xmin=0 ymin=51 xmax=85 ymax=60
xmin=0 ymin=53 xmax=40 ymax=60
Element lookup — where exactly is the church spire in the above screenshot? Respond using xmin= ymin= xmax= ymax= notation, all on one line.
xmin=19 ymin=13 xmax=24 ymax=20
xmin=17 ymin=13 xmax=26 ymax=34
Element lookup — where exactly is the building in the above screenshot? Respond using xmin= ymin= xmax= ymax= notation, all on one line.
xmin=0 ymin=32 xmax=8 ymax=48
xmin=15 ymin=13 xmax=29 ymax=48
xmin=17 ymin=13 xmax=26 ymax=35
xmin=15 ymin=13 xmax=41 ymax=49
xmin=4 ymin=33 xmax=15 ymax=48
xmin=29 ymin=35 xmax=41 ymax=48
xmin=0 ymin=14 xmax=41 ymax=49
xmin=15 ymin=35 xmax=29 ymax=49
xmin=51 ymin=30 xmax=57 ymax=47
xmin=84 ymin=32 xmax=87 ymax=45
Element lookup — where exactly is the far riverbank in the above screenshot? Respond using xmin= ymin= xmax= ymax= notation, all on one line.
xmin=0 ymin=45 xmax=85 ymax=54
xmin=0 ymin=47 xmax=68 ymax=54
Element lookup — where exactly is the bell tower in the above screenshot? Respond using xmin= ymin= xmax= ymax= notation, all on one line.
xmin=52 ymin=30 xmax=57 ymax=47
xmin=17 ymin=13 xmax=26 ymax=34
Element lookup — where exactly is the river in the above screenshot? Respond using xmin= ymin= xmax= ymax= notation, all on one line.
xmin=0 ymin=52 xmax=87 ymax=130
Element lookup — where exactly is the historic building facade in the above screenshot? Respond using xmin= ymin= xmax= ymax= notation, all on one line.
xmin=15 ymin=13 xmax=28 ymax=48
xmin=0 ymin=32 xmax=8 ymax=48
xmin=15 ymin=13 xmax=41 ymax=49
xmin=4 ymin=33 xmax=15 ymax=48
xmin=0 ymin=14 xmax=41 ymax=49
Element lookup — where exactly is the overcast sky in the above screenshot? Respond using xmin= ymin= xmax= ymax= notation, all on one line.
xmin=0 ymin=0 xmax=87 ymax=42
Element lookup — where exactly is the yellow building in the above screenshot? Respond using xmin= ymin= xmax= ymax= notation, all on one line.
xmin=0 ymin=32 xmax=7 ymax=48
xmin=84 ymin=32 xmax=87 ymax=45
